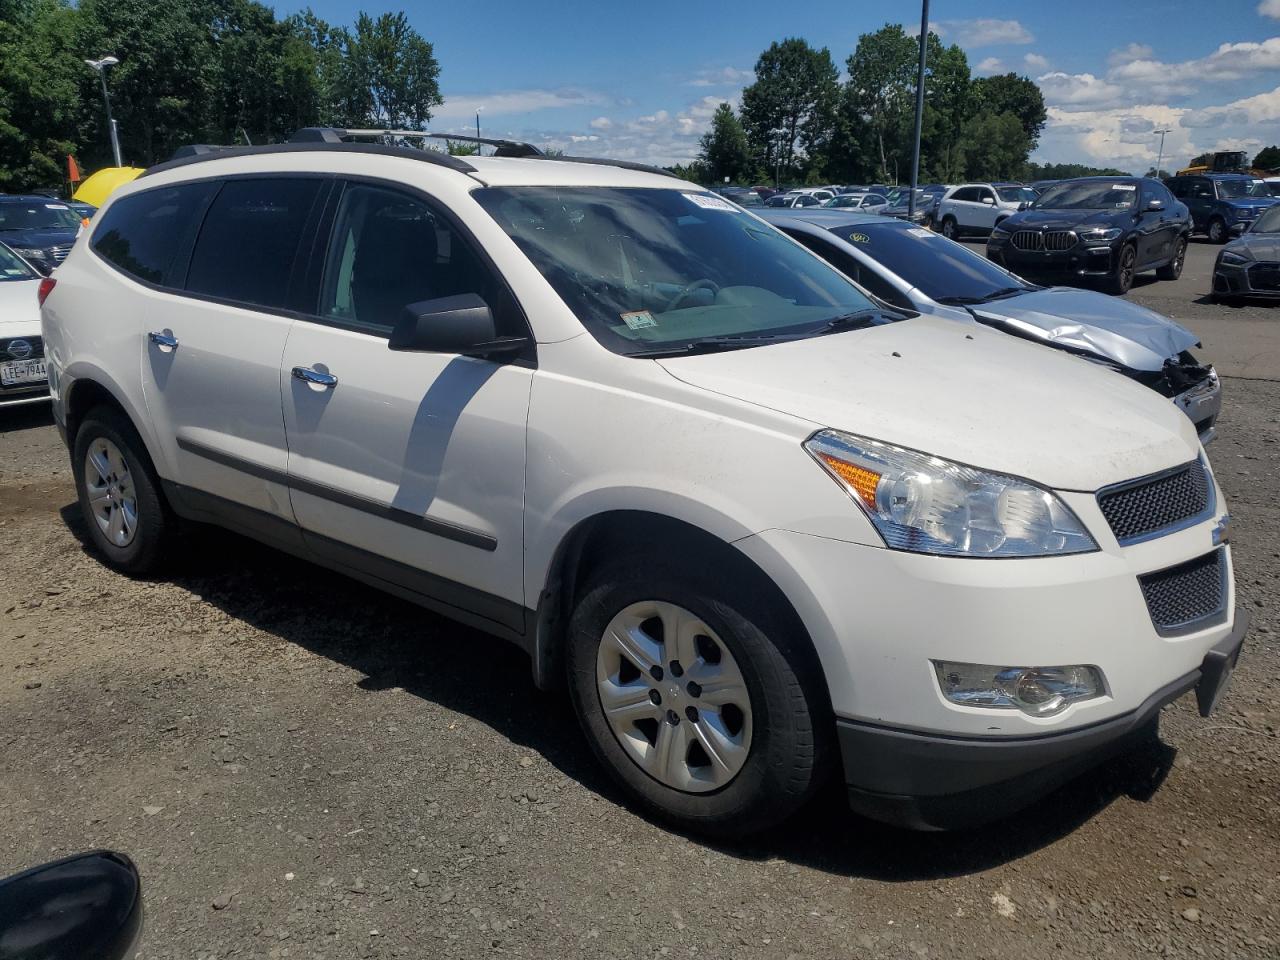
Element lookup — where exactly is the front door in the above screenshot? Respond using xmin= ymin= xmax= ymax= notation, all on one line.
xmin=141 ymin=176 xmax=327 ymax=520
xmin=280 ymin=181 xmax=533 ymax=632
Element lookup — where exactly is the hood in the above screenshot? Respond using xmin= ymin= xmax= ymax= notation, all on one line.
xmin=0 ymin=228 xmax=77 ymax=250
xmin=656 ymin=315 xmax=1197 ymax=491
xmin=0 ymin=280 xmax=41 ymax=332
xmin=1004 ymin=208 xmax=1125 ymax=231
xmin=1232 ymin=233 xmax=1280 ymax=259
xmin=968 ymin=287 xmax=1199 ymax=372
xmin=1223 ymin=197 xmax=1276 ymax=212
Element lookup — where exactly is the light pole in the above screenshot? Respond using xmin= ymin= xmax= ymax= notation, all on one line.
xmin=475 ymin=106 xmax=483 ymax=155
xmin=907 ymin=0 xmax=930 ymax=220
xmin=85 ymin=56 xmax=122 ymax=167
xmin=1153 ymin=127 xmax=1173 ymax=178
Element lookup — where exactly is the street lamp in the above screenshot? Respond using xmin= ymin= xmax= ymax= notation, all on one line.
xmin=906 ymin=0 xmax=930 ymax=220
xmin=475 ymin=106 xmax=483 ymax=155
xmin=85 ymin=56 xmax=122 ymax=167
xmin=1153 ymin=127 xmax=1173 ymax=179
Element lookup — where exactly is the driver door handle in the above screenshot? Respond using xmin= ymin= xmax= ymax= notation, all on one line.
xmin=148 ymin=331 xmax=178 ymax=350
xmin=292 ymin=366 xmax=338 ymax=388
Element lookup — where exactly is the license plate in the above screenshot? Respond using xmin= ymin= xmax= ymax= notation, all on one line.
xmin=0 ymin=359 xmax=47 ymax=387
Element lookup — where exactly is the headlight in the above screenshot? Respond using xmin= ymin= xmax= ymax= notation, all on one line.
xmin=990 ymin=224 xmax=1011 ymax=237
xmin=1220 ymin=250 xmax=1250 ymax=265
xmin=934 ymin=662 xmax=1106 ymax=716
xmin=805 ymin=430 xmax=1097 ymax=557
xmin=1235 ymin=208 xmax=1255 ymax=218
xmin=1078 ymin=227 xmax=1122 ymax=242
xmin=13 ymin=246 xmax=45 ymax=260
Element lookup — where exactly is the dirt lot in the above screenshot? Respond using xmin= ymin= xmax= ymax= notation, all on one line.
xmin=1 ymin=259 xmax=1277 ymax=959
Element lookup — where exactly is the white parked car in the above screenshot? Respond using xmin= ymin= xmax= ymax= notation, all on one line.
xmin=821 ymin=191 xmax=888 ymax=211
xmin=41 ymin=130 xmax=1248 ymax=834
xmin=0 ymin=241 xmax=50 ymax=407
xmin=935 ymin=182 xmax=1038 ymax=239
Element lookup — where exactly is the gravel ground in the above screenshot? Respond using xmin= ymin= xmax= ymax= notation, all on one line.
xmin=1 ymin=270 xmax=1277 ymax=959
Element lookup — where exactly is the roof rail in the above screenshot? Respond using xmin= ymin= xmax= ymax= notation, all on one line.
xmin=289 ymin=127 xmax=544 ymax=158
xmin=140 ymin=140 xmax=477 ymax=178
xmin=528 ymin=154 xmax=680 ymax=180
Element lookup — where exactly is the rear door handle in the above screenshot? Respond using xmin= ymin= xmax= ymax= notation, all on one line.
xmin=148 ymin=331 xmax=178 ymax=350
xmin=291 ymin=366 xmax=338 ymax=388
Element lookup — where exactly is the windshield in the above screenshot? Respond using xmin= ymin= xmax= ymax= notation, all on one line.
xmin=0 ymin=243 xmax=38 ymax=281
xmin=731 ymin=192 xmax=763 ymax=207
xmin=831 ymin=222 xmax=1031 ymax=302
xmin=1033 ymin=181 xmax=1137 ymax=210
xmin=1252 ymin=205 xmax=1280 ymax=233
xmin=996 ymin=186 xmax=1037 ymax=204
xmin=473 ymin=187 xmax=883 ymax=355
xmin=1217 ymin=178 xmax=1270 ymax=199
xmin=0 ymin=201 xmax=82 ymax=232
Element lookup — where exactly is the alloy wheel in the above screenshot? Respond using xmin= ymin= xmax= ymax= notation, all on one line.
xmin=1208 ymin=220 xmax=1225 ymax=243
xmin=84 ymin=438 xmax=138 ymax=548
xmin=1118 ymin=246 xmax=1136 ymax=291
xmin=595 ymin=600 xmax=752 ymax=793
xmin=1172 ymin=239 xmax=1186 ymax=276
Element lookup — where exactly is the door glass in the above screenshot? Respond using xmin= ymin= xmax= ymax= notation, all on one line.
xmin=91 ymin=183 xmax=217 ymax=286
xmin=318 ymin=184 xmax=501 ymax=336
xmin=186 ymin=178 xmax=322 ymax=309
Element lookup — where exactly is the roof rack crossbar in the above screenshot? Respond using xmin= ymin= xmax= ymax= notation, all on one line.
xmin=528 ymin=154 xmax=680 ymax=179
xmin=141 ymin=140 xmax=478 ymax=177
xmin=289 ymin=127 xmax=544 ymax=158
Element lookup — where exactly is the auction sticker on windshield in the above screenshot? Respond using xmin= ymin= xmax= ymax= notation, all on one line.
xmin=908 ymin=227 xmax=935 ymax=238
xmin=684 ymin=193 xmax=739 ymax=212
xmin=1111 ymin=184 xmax=1136 ymax=191
xmin=620 ymin=310 xmax=658 ymax=330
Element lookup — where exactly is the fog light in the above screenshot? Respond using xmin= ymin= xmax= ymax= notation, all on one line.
xmin=934 ymin=662 xmax=1105 ymax=717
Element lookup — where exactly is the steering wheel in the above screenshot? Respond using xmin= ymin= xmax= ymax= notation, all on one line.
xmin=666 ymin=278 xmax=720 ymax=312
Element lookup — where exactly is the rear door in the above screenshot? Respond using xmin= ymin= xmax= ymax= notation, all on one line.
xmin=279 ymin=180 xmax=533 ymax=630
xmin=1186 ymin=177 xmax=1214 ymax=230
xmin=139 ymin=176 xmax=328 ymax=521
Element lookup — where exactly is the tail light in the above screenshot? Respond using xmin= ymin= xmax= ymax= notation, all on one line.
xmin=37 ymin=277 xmax=57 ymax=306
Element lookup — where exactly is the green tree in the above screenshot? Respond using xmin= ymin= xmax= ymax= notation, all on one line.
xmin=1186 ymin=151 xmax=1214 ymax=169
xmin=958 ymin=110 xmax=1029 ymax=181
xmin=843 ymin=24 xmax=922 ymax=183
xmin=1026 ymin=161 xmax=1129 ymax=180
xmin=347 ymin=11 xmax=442 ymax=129
xmin=920 ymin=42 xmax=970 ymax=182
xmin=970 ymin=73 xmax=1047 ymax=150
xmin=1252 ymin=145 xmax=1280 ymax=171
xmin=739 ymin=38 xmax=838 ymax=183
xmin=0 ymin=0 xmax=81 ymax=191
xmin=697 ymin=102 xmax=752 ymax=184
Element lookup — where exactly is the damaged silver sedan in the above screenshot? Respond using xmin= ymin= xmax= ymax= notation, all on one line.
xmin=762 ymin=209 xmax=1221 ymax=442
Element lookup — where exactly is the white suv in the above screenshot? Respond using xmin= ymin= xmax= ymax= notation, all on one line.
xmin=41 ymin=130 xmax=1248 ymax=834
xmin=936 ymin=182 xmax=1038 ymax=239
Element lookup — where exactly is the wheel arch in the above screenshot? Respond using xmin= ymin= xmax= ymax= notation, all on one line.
xmin=62 ymin=367 xmax=169 ymax=479
xmin=529 ymin=510 xmax=826 ymax=704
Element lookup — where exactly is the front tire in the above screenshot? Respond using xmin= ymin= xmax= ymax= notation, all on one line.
xmin=1207 ymin=217 xmax=1228 ymax=244
xmin=72 ymin=405 xmax=175 ymax=575
xmin=1156 ymin=236 xmax=1188 ymax=280
xmin=940 ymin=216 xmax=959 ymax=240
xmin=1104 ymin=243 xmax=1137 ymax=295
xmin=566 ymin=556 xmax=832 ymax=836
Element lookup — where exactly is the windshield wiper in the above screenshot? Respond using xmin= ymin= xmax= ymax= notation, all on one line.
xmin=935 ymin=286 xmax=1027 ymax=306
xmin=818 ymin=308 xmax=885 ymax=331
xmin=628 ymin=333 xmax=803 ymax=358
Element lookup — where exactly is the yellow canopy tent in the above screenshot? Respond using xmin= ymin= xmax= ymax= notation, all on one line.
xmin=73 ymin=166 xmax=145 ymax=208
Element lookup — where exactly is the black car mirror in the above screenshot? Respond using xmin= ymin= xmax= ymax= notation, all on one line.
xmin=389 ymin=293 xmax=529 ymax=361
xmin=1146 ymin=198 xmax=1165 ymax=212
xmin=0 ymin=851 xmax=142 ymax=960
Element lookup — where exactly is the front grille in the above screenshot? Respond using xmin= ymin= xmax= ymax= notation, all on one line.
xmin=49 ymin=244 xmax=72 ymax=263
xmin=1248 ymin=261 xmax=1280 ymax=291
xmin=1012 ymin=230 xmax=1042 ymax=251
xmin=1138 ymin=549 xmax=1227 ymax=636
xmin=1097 ymin=460 xmax=1213 ymax=545
xmin=1044 ymin=230 xmax=1076 ymax=251
xmin=0 ymin=335 xmax=44 ymax=361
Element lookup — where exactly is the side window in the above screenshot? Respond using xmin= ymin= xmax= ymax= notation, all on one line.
xmin=91 ymin=183 xmax=216 ymax=285
xmin=1191 ymin=179 xmax=1214 ymax=199
xmin=796 ymin=195 xmax=819 ymax=207
xmin=1166 ymin=179 xmax=1184 ymax=199
xmin=788 ymin=231 xmax=912 ymax=310
xmin=981 ymin=189 xmax=997 ymax=204
xmin=185 ymin=178 xmax=323 ymax=309
xmin=953 ymin=187 xmax=977 ymax=203
xmin=317 ymin=183 xmax=512 ymax=337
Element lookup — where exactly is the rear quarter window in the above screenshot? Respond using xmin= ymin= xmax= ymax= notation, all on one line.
xmin=91 ymin=183 xmax=217 ymax=285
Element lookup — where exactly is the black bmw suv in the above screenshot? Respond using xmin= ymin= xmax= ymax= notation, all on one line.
xmin=986 ymin=177 xmax=1191 ymax=295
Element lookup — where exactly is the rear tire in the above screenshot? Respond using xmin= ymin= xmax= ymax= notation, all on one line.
xmin=1156 ymin=236 xmax=1187 ymax=280
xmin=1207 ymin=217 xmax=1228 ymax=244
xmin=1104 ymin=243 xmax=1137 ymax=295
xmin=72 ymin=405 xmax=175 ymax=575
xmin=566 ymin=554 xmax=832 ymax=837
xmin=940 ymin=216 xmax=959 ymax=240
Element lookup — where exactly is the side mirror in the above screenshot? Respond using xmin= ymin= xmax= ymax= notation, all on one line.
xmin=1017 ymin=201 xmax=1029 ymax=211
xmin=0 ymin=851 xmax=142 ymax=960
xmin=1146 ymin=198 xmax=1165 ymax=212
xmin=389 ymin=293 xmax=529 ymax=360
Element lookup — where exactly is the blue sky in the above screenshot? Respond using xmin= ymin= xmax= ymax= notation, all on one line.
xmin=277 ymin=0 xmax=1280 ymax=173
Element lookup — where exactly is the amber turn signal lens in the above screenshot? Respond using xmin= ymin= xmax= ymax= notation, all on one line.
xmin=818 ymin=454 xmax=880 ymax=511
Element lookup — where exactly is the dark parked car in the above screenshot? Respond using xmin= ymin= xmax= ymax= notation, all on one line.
xmin=880 ymin=186 xmax=947 ymax=226
xmin=1166 ymin=173 xmax=1278 ymax=243
xmin=1212 ymin=202 xmax=1280 ymax=302
xmin=987 ymin=177 xmax=1190 ymax=295
xmin=0 ymin=194 xmax=83 ymax=275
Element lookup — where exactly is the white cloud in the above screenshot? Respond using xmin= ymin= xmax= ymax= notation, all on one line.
xmin=1260 ymin=0 xmax=1280 ymax=18
xmin=936 ymin=18 xmax=1033 ymax=47
xmin=976 ymin=57 xmax=1004 ymax=74
xmin=1181 ymin=85 xmax=1280 ymax=128
xmin=1023 ymin=52 xmax=1049 ymax=71
xmin=433 ymin=88 xmax=603 ymax=123
xmin=1108 ymin=42 xmax=1154 ymax=66
xmin=1036 ymin=71 xmax=1126 ymax=110
xmin=589 ymin=116 xmax=612 ymax=130
xmin=687 ymin=66 xmax=754 ymax=87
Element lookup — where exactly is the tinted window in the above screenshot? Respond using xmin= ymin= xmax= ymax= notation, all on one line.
xmin=0 ymin=201 xmax=82 ymax=232
xmin=1034 ymin=180 xmax=1138 ymax=210
xmin=318 ymin=183 xmax=508 ymax=336
xmin=1167 ymin=179 xmax=1187 ymax=198
xmin=91 ymin=183 xmax=216 ymax=285
xmin=829 ymin=222 xmax=1031 ymax=303
xmin=1190 ymin=179 xmax=1214 ymax=198
xmin=950 ymin=187 xmax=976 ymax=202
xmin=186 ymin=178 xmax=322 ymax=309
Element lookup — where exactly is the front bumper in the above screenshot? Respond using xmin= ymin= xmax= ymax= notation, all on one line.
xmin=1213 ymin=259 xmax=1280 ymax=299
xmin=987 ymin=237 xmax=1120 ymax=278
xmin=838 ymin=609 xmax=1249 ymax=829
xmin=1173 ymin=368 xmax=1222 ymax=443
